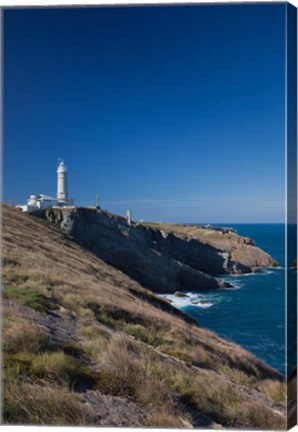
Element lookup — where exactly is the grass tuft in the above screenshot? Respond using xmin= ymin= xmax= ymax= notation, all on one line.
xmin=30 ymin=351 xmax=95 ymax=389
xmin=3 ymin=315 xmax=49 ymax=354
xmin=259 ymin=379 xmax=286 ymax=404
xmin=3 ymin=378 xmax=90 ymax=425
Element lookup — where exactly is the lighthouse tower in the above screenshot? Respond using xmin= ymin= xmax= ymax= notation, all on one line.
xmin=57 ymin=160 xmax=68 ymax=202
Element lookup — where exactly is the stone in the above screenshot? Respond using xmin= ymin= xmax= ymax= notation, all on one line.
xmin=174 ymin=291 xmax=189 ymax=297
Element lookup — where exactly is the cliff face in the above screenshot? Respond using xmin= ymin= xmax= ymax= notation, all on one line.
xmin=36 ymin=207 xmax=278 ymax=294
xmin=143 ymin=222 xmax=279 ymax=273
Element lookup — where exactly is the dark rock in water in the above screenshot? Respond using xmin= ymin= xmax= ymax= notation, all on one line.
xmin=253 ymin=268 xmax=265 ymax=273
xmin=174 ymin=291 xmax=189 ymax=297
xmin=223 ymin=281 xmax=232 ymax=288
xmin=191 ymin=299 xmax=212 ymax=306
xmin=227 ymin=261 xmax=252 ymax=274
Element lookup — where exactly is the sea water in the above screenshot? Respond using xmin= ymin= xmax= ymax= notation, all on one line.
xmin=162 ymin=224 xmax=287 ymax=374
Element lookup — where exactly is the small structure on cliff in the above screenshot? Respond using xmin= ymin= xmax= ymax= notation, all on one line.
xmin=17 ymin=160 xmax=75 ymax=212
xmin=127 ymin=209 xmax=132 ymax=226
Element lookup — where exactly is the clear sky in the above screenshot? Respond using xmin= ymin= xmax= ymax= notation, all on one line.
xmin=3 ymin=3 xmax=286 ymax=223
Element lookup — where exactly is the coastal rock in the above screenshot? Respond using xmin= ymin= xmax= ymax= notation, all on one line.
xmin=36 ymin=208 xmax=227 ymax=293
xmin=191 ymin=299 xmax=213 ymax=307
xmin=174 ymin=291 xmax=189 ymax=297
xmin=34 ymin=208 xmax=276 ymax=294
xmin=145 ymin=223 xmax=278 ymax=274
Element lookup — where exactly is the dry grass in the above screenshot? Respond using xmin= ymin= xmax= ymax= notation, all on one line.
xmin=259 ymin=379 xmax=286 ymax=404
xmin=29 ymin=351 xmax=94 ymax=388
xmin=1 ymin=204 xmax=286 ymax=428
xmin=218 ymin=364 xmax=256 ymax=387
xmin=91 ymin=336 xmax=189 ymax=425
xmin=3 ymin=378 xmax=90 ymax=425
xmin=144 ymin=409 xmax=186 ymax=428
xmin=3 ymin=303 xmax=49 ymax=354
xmin=287 ymin=368 xmax=297 ymax=428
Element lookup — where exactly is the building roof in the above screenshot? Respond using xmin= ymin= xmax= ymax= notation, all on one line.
xmin=38 ymin=194 xmax=57 ymax=201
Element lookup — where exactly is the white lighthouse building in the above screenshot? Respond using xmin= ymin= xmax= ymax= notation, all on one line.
xmin=57 ymin=160 xmax=68 ymax=202
xmin=17 ymin=160 xmax=74 ymax=212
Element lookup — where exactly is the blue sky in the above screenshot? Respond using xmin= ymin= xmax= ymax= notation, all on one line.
xmin=3 ymin=4 xmax=286 ymax=223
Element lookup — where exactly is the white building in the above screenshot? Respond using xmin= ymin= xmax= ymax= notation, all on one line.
xmin=17 ymin=160 xmax=75 ymax=212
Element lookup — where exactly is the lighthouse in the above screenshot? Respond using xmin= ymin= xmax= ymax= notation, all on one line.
xmin=16 ymin=159 xmax=75 ymax=212
xmin=57 ymin=160 xmax=68 ymax=202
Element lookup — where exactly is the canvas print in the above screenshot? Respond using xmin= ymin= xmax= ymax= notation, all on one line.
xmin=1 ymin=2 xmax=297 ymax=429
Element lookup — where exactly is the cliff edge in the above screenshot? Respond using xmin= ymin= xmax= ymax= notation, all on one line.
xmin=35 ymin=207 xmax=278 ymax=294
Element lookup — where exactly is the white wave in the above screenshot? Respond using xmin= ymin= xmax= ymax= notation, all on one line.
xmin=160 ymin=294 xmax=190 ymax=308
xmin=160 ymin=293 xmax=215 ymax=309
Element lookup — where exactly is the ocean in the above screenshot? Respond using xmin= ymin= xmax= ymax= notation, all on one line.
xmin=161 ymin=224 xmax=287 ymax=374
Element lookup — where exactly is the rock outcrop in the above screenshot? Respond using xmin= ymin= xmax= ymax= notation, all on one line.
xmin=35 ymin=207 xmax=278 ymax=294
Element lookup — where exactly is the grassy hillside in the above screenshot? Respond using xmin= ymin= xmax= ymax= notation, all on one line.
xmin=2 ymin=204 xmax=286 ymax=428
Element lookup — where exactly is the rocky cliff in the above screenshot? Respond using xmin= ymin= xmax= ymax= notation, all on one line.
xmin=35 ymin=207 xmax=278 ymax=294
